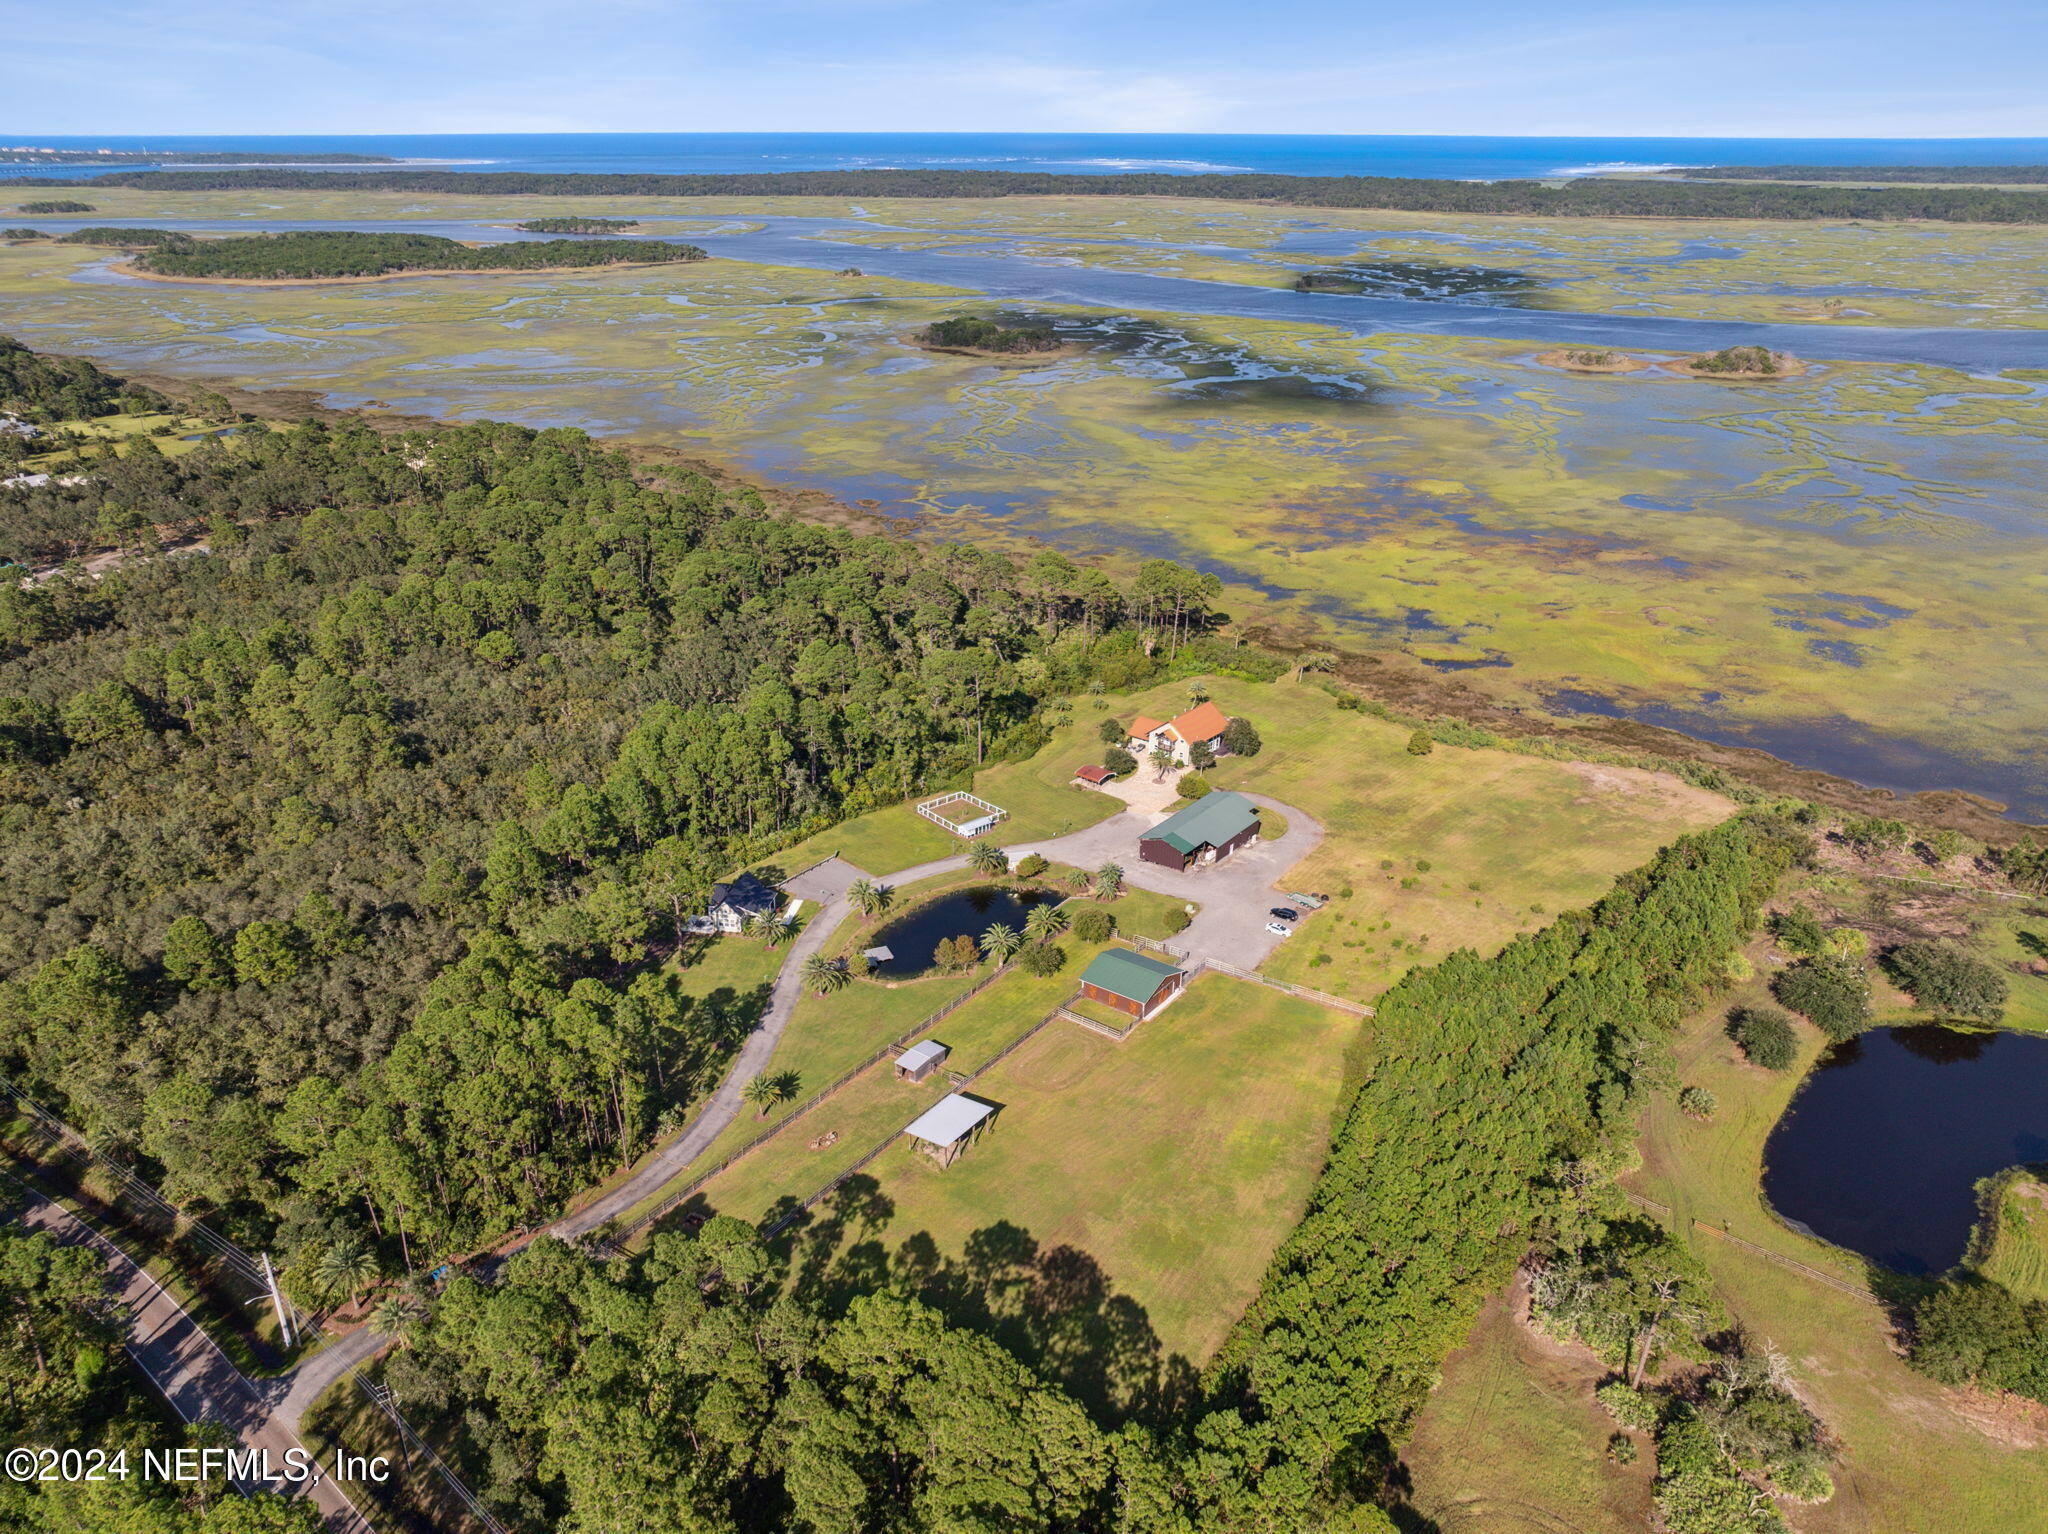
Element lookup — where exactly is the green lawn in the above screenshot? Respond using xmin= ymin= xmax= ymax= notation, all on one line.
xmin=761 ymin=727 xmax=1125 ymax=878
xmin=1983 ymin=913 xmax=2048 ymax=1033
xmin=797 ymin=973 xmax=1360 ymax=1363
xmin=1097 ymin=677 xmax=1733 ymax=999
xmin=692 ymin=952 xmax=1100 ymax=1227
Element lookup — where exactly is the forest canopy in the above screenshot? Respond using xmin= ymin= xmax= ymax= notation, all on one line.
xmin=0 ymin=333 xmax=164 ymax=424
xmin=125 ymin=230 xmax=707 ymax=279
xmin=12 ymin=166 xmax=2048 ymax=222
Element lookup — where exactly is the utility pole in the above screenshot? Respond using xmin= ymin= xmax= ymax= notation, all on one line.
xmin=261 ymin=1251 xmax=294 ymax=1349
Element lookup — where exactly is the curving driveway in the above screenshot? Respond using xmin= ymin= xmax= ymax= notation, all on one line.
xmin=555 ymin=794 xmax=1323 ymax=1240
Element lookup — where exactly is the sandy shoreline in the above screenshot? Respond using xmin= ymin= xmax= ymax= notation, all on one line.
xmin=1532 ymin=348 xmax=1653 ymax=374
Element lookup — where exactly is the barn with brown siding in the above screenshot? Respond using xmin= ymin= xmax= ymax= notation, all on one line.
xmin=1137 ymin=791 xmax=1261 ymax=871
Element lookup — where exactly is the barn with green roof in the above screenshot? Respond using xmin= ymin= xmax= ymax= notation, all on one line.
xmin=1137 ymin=790 xmax=1261 ymax=871
xmin=1077 ymin=947 xmax=1187 ymax=1022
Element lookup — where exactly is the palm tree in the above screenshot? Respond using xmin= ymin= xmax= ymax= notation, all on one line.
xmin=968 ymin=841 xmax=1009 ymax=876
xmin=1064 ymin=867 xmax=1091 ymax=894
xmin=1093 ymin=862 xmax=1125 ymax=900
xmin=746 ymin=911 xmax=793 ymax=949
xmin=369 ymin=1292 xmax=426 ymax=1346
xmin=800 ymin=953 xmax=849 ymax=995
xmin=847 ymin=877 xmax=879 ymax=916
xmin=1024 ymin=903 xmax=1068 ymax=946
xmin=1148 ymin=745 xmax=1177 ymax=782
xmin=743 ymin=1072 xmax=797 ymax=1119
xmin=1186 ymin=679 xmax=1209 ymax=705
xmin=980 ymin=922 xmax=1023 ymax=963
xmin=315 ymin=1236 xmax=380 ymax=1312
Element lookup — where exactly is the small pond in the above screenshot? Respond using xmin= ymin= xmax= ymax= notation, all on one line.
xmin=866 ymin=885 xmax=1057 ymax=977
xmin=1760 ymin=1025 xmax=2048 ymax=1274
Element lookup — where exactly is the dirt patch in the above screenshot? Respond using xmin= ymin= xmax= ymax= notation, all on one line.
xmin=1560 ymin=760 xmax=1732 ymax=820
xmin=1889 ymin=1382 xmax=2048 ymax=1451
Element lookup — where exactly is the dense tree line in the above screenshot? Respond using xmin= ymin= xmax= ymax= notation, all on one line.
xmin=514 ymin=217 xmax=639 ymax=233
xmin=0 ymin=333 xmax=164 ymax=425
xmin=14 ymin=199 xmax=95 ymax=213
xmin=12 ymin=167 xmax=2048 ymax=222
xmin=55 ymin=227 xmax=196 ymax=248
xmin=0 ymin=356 xmax=1236 ymax=1282
xmin=1205 ymin=816 xmax=1793 ymax=1516
xmin=920 ymin=315 xmax=1061 ymax=353
xmin=128 ymin=231 xmax=707 ymax=280
xmin=1674 ymin=164 xmax=2048 ymax=184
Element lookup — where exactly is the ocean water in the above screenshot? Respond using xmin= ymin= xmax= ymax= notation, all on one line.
xmin=6 ymin=131 xmax=2048 ymax=183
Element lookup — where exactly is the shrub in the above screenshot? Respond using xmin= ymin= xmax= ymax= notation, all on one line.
xmin=1607 ymin=1432 xmax=1639 ymax=1465
xmin=1728 ymin=1006 xmax=1798 ymax=1070
xmin=1768 ymin=905 xmax=1825 ymax=955
xmin=1771 ymin=956 xmax=1870 ymax=1041
xmin=1177 ymin=773 xmax=1211 ymax=800
xmin=1909 ymin=1276 xmax=2048 ymax=1401
xmin=1013 ymin=853 xmax=1047 ymax=878
xmin=1772 ymin=1461 xmax=1835 ymax=1504
xmin=1596 ymin=1380 xmax=1660 ymax=1431
xmin=1069 ymin=907 xmax=1113 ymax=943
xmin=1819 ymin=926 xmax=1867 ymax=960
xmin=1882 ymin=940 xmax=2008 ymax=1023
xmin=1097 ymin=717 xmax=1126 ymax=745
xmin=1406 ymin=729 xmax=1434 ymax=757
xmin=1840 ymin=814 xmax=1911 ymax=856
xmin=1102 ymin=747 xmax=1136 ymax=776
xmin=1017 ymin=942 xmax=1067 ymax=977
xmin=1221 ymin=716 xmax=1262 ymax=757
xmin=1679 ymin=1085 xmax=1717 ymax=1119
xmin=1159 ymin=907 xmax=1191 ymax=935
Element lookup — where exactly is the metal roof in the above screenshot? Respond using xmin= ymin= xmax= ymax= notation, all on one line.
xmin=896 ymin=1040 xmax=949 ymax=1070
xmin=1079 ymin=947 xmax=1184 ymax=1005
xmin=1141 ymin=790 xmax=1260 ymax=856
xmin=904 ymin=1093 xmax=996 ymax=1146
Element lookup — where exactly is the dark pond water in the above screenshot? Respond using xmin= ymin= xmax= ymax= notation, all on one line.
xmin=1761 ymin=1025 xmax=2048 ymax=1274
xmin=867 ymin=885 xmax=1056 ymax=976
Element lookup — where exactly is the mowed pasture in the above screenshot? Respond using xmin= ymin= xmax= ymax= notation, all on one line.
xmin=1098 ymin=677 xmax=1734 ymax=998
xmin=791 ymin=973 xmax=1359 ymax=1363
xmin=1977 ymin=1175 xmax=2048 ymax=1305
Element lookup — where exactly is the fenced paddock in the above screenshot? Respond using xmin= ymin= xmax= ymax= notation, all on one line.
xmin=916 ymin=791 xmax=1008 ymax=838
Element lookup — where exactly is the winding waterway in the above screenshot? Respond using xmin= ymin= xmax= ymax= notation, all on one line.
xmin=39 ymin=216 xmax=2048 ymax=370
xmin=1761 ymin=1026 xmax=2048 ymax=1274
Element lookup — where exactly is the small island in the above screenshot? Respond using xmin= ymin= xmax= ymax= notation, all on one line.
xmin=1667 ymin=344 xmax=1806 ymax=380
xmin=16 ymin=200 xmax=95 ymax=214
xmin=514 ymin=217 xmax=640 ymax=234
xmin=916 ymin=314 xmax=1069 ymax=357
xmin=101 ymin=229 xmax=709 ymax=283
xmin=1534 ymin=347 xmax=1649 ymax=373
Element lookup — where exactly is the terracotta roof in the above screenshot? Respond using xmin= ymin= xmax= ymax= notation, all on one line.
xmin=1129 ymin=715 xmax=1166 ymax=738
xmin=1165 ymin=701 xmax=1230 ymax=744
xmin=1075 ymin=764 xmax=1113 ymax=784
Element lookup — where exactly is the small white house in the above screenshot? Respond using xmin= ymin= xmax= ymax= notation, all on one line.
xmin=698 ymin=873 xmax=781 ymax=934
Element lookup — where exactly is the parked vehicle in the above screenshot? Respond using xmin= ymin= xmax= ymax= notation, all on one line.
xmin=1265 ymin=921 xmax=1294 ymax=937
xmin=1270 ymin=907 xmax=1299 ymax=921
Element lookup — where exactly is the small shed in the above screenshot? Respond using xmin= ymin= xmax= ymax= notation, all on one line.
xmin=1074 ymin=764 xmax=1114 ymax=785
xmin=1077 ymin=948 xmax=1186 ymax=1021
xmin=903 ymin=1093 xmax=998 ymax=1168
xmin=895 ymin=1039 xmax=950 ymax=1083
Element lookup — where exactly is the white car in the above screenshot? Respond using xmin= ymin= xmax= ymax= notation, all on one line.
xmin=1265 ymin=921 xmax=1294 ymax=938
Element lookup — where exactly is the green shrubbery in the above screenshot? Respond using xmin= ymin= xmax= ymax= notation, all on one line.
xmin=1882 ymin=940 xmax=2008 ymax=1023
xmin=1728 ymin=1005 xmax=1799 ymax=1070
xmin=1770 ymin=955 xmax=1871 ymax=1041
xmin=128 ymin=229 xmax=707 ymax=279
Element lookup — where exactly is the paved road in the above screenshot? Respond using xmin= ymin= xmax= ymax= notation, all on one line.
xmin=11 ymin=1187 xmax=374 ymax=1533
xmin=554 ymin=795 xmax=1322 ymax=1241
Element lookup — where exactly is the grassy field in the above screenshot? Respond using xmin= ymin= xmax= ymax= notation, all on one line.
xmin=787 ymin=973 xmax=1359 ymax=1363
xmin=1984 ymin=913 xmax=2048 ymax=1033
xmin=690 ymin=949 xmax=1105 ymax=1228
xmin=1974 ymin=1173 xmax=2048 ymax=1303
xmin=763 ymin=750 xmax=1122 ymax=876
xmin=1404 ymin=968 xmax=2048 ymax=1532
xmin=1105 ymin=676 xmax=1732 ymax=997
xmin=1400 ymin=1281 xmax=1654 ymax=1534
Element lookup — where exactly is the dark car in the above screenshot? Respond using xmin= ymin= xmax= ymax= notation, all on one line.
xmin=1269 ymin=907 xmax=1299 ymax=921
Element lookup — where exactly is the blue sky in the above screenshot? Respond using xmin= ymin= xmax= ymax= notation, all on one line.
xmin=5 ymin=0 xmax=2045 ymax=138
